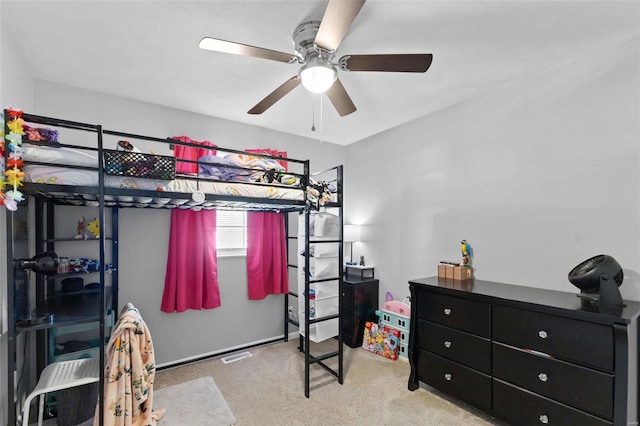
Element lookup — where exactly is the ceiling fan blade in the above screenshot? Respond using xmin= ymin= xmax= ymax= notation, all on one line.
xmin=315 ymin=0 xmax=365 ymax=52
xmin=338 ymin=54 xmax=433 ymax=72
xmin=248 ymin=76 xmax=301 ymax=115
xmin=199 ymin=37 xmax=297 ymax=63
xmin=326 ymin=78 xmax=356 ymax=117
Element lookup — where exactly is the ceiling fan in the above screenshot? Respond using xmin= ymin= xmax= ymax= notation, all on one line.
xmin=199 ymin=0 xmax=433 ymax=117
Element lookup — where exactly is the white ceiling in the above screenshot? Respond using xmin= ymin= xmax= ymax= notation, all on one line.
xmin=2 ymin=1 xmax=639 ymax=145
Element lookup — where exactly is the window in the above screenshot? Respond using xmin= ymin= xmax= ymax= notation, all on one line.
xmin=216 ymin=210 xmax=247 ymax=256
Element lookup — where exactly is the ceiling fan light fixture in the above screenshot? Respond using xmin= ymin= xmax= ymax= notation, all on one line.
xmin=299 ymin=55 xmax=337 ymax=94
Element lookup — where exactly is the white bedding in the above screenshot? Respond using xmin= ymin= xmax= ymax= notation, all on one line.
xmin=23 ymin=144 xmax=97 ymax=167
xmin=24 ymin=164 xmax=304 ymax=201
xmin=22 ymin=145 xmax=304 ymax=202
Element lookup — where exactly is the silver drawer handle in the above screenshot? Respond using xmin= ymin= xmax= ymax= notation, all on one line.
xmin=538 ymin=373 xmax=548 ymax=382
xmin=539 ymin=414 xmax=549 ymax=424
xmin=444 ymin=308 xmax=452 ymax=315
xmin=444 ymin=341 xmax=452 ymax=348
xmin=538 ymin=330 xmax=548 ymax=339
xmin=444 ymin=373 xmax=452 ymax=381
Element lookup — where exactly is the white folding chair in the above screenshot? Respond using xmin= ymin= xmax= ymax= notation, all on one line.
xmin=21 ymin=357 xmax=99 ymax=426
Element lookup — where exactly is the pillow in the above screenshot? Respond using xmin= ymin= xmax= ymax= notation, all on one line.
xmin=23 ymin=144 xmax=98 ymax=168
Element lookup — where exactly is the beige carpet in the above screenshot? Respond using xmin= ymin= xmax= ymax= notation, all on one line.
xmin=155 ymin=339 xmax=502 ymax=425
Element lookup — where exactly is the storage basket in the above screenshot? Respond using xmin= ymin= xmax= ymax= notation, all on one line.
xmin=103 ymin=150 xmax=176 ymax=180
xmin=57 ymin=382 xmax=98 ymax=426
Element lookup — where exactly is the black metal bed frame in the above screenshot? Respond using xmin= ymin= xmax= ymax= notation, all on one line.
xmin=4 ymin=110 xmax=344 ymax=425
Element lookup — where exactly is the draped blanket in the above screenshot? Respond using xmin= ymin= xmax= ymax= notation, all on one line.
xmin=96 ymin=304 xmax=164 ymax=426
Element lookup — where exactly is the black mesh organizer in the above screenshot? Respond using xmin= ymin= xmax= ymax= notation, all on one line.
xmin=103 ymin=150 xmax=176 ymax=180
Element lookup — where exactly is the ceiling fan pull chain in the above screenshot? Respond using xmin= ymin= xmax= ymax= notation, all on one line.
xmin=311 ymin=93 xmax=316 ymax=132
xmin=320 ymin=95 xmax=324 ymax=145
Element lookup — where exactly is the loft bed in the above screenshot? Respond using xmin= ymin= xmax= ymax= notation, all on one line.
xmin=13 ymin=113 xmax=337 ymax=212
xmin=3 ymin=110 xmax=344 ymax=425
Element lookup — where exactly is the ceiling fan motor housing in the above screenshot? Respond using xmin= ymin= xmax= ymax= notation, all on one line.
xmin=293 ymin=21 xmax=332 ymax=62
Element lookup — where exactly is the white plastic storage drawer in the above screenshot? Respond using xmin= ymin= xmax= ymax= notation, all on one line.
xmin=300 ymin=257 xmax=339 ymax=280
xmin=299 ymin=317 xmax=339 ymax=343
xmin=298 ymin=280 xmax=339 ymax=299
xmin=299 ymin=295 xmax=339 ymax=319
xmin=298 ymin=213 xmax=339 ymax=238
xmin=307 ymin=242 xmax=339 ymax=258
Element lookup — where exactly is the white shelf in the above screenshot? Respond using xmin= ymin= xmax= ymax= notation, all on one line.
xmin=297 ymin=211 xmax=340 ymax=343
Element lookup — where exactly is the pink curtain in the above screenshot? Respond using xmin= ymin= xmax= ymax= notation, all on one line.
xmin=246 ymin=148 xmax=289 ymax=300
xmin=161 ymin=136 xmax=220 ymax=312
xmin=173 ymin=136 xmax=217 ymax=174
xmin=162 ymin=209 xmax=220 ymax=312
xmin=246 ymin=212 xmax=289 ymax=300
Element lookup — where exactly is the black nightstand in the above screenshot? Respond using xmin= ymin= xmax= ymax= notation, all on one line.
xmin=342 ymin=276 xmax=379 ymax=348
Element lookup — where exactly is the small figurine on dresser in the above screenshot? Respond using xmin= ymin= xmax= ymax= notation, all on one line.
xmin=460 ymin=239 xmax=472 ymax=267
xmin=359 ymin=255 xmax=365 ymax=266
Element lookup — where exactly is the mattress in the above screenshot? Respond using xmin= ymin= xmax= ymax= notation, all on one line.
xmin=22 ymin=144 xmax=305 ymax=205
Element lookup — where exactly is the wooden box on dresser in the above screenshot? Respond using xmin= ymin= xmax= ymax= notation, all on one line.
xmin=408 ymin=276 xmax=640 ymax=426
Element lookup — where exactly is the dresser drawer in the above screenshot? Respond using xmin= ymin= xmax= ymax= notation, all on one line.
xmin=417 ymin=350 xmax=491 ymax=413
xmin=493 ymin=305 xmax=613 ymax=371
xmin=493 ymin=379 xmax=611 ymax=426
xmin=416 ymin=291 xmax=491 ymax=337
xmin=417 ymin=319 xmax=491 ymax=374
xmin=493 ymin=343 xmax=613 ymax=420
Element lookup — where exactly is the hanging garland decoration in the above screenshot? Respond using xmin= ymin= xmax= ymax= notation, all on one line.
xmin=0 ymin=112 xmax=5 ymax=207
xmin=2 ymin=107 xmax=26 ymax=211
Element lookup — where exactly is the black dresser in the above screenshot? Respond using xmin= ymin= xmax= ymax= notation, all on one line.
xmin=342 ymin=276 xmax=379 ymax=348
xmin=408 ymin=276 xmax=640 ymax=426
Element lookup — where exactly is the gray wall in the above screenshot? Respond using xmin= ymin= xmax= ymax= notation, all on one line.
xmin=0 ymin=10 xmax=35 ymax=424
xmin=345 ymin=37 xmax=640 ymax=302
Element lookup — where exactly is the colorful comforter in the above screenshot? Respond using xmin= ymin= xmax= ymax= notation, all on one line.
xmin=198 ymin=154 xmax=300 ymax=185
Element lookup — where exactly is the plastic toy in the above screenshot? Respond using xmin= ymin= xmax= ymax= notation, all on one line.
xmin=460 ymin=239 xmax=472 ymax=266
xmin=75 ymin=216 xmax=88 ymax=239
xmin=382 ymin=292 xmax=411 ymax=317
xmin=87 ymin=218 xmax=100 ymax=238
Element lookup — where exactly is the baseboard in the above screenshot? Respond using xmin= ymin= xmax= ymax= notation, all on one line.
xmin=156 ymin=334 xmax=288 ymax=370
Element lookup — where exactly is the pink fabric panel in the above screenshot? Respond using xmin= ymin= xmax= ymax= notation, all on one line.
xmin=173 ymin=136 xmax=217 ymax=174
xmin=246 ymin=212 xmax=289 ymax=300
xmin=161 ymin=209 xmax=221 ymax=312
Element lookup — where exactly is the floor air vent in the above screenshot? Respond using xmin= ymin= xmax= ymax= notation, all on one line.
xmin=221 ymin=351 xmax=252 ymax=364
